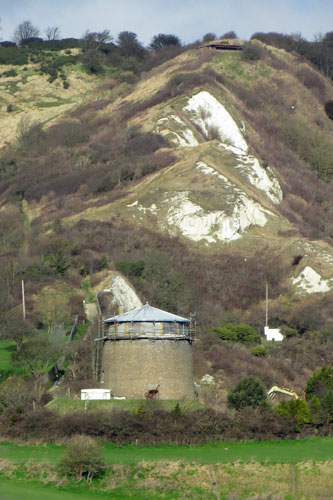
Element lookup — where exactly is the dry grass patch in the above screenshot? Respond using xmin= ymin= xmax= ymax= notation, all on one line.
xmin=0 ymin=71 xmax=97 ymax=148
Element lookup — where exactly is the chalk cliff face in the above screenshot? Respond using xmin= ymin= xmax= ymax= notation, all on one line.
xmin=124 ymin=90 xmax=281 ymax=244
xmin=120 ymin=84 xmax=333 ymax=296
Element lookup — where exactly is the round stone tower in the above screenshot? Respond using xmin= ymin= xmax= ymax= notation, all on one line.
xmin=100 ymin=303 xmax=195 ymax=400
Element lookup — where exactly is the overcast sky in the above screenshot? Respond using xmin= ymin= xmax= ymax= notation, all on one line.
xmin=1 ymin=0 xmax=332 ymax=45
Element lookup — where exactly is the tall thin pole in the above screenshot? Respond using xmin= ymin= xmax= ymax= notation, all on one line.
xmin=265 ymin=282 xmax=268 ymax=327
xmin=22 ymin=280 xmax=26 ymax=320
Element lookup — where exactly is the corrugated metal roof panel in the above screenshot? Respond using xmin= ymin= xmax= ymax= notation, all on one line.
xmin=105 ymin=303 xmax=190 ymax=323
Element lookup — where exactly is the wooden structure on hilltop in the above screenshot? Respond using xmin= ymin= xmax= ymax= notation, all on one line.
xmin=201 ymin=42 xmax=243 ymax=51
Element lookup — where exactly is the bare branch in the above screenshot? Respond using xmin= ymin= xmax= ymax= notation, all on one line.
xmin=45 ymin=26 xmax=60 ymax=41
xmin=13 ymin=20 xmax=40 ymax=44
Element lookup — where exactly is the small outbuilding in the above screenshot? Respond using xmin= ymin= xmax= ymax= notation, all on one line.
xmin=81 ymin=389 xmax=111 ymax=400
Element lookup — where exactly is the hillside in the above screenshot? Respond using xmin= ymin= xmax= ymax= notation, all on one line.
xmin=1 ymin=39 xmax=333 ymax=400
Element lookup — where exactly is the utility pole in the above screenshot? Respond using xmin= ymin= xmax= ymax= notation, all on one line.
xmin=265 ymin=281 xmax=268 ymax=327
xmin=22 ymin=279 xmax=26 ymax=320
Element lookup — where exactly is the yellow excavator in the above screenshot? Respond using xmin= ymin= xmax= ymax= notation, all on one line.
xmin=268 ymin=386 xmax=299 ymax=400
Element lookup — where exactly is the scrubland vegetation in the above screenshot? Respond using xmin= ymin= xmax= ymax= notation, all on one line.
xmin=1 ymin=25 xmax=333 ymax=480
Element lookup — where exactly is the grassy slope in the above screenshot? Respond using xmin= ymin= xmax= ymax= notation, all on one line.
xmin=0 ymin=57 xmax=97 ymax=148
xmin=1 ymin=44 xmax=333 ymax=407
xmin=0 ymin=340 xmax=23 ymax=379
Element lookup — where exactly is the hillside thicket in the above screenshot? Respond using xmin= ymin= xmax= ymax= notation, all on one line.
xmin=1 ymin=32 xmax=333 ymax=416
xmin=1 ymin=38 xmax=333 ymax=328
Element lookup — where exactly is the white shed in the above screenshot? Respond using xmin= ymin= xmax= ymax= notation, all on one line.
xmin=81 ymin=389 xmax=111 ymax=400
xmin=264 ymin=326 xmax=283 ymax=342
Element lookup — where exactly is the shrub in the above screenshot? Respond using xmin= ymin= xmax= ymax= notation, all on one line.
xmin=114 ymin=70 xmax=138 ymax=84
xmin=63 ymin=81 xmax=70 ymax=89
xmin=3 ymin=69 xmax=18 ymax=77
xmin=117 ymin=260 xmax=145 ymax=277
xmin=0 ymin=46 xmax=28 ymax=65
xmin=297 ymin=66 xmax=326 ymax=98
xmin=202 ymin=33 xmax=217 ymax=43
xmin=149 ymin=34 xmax=181 ymax=51
xmin=212 ymin=323 xmax=261 ymax=346
xmin=100 ymin=256 xmax=107 ymax=270
xmin=221 ymin=31 xmax=238 ymax=39
xmin=275 ymin=399 xmax=313 ymax=430
xmin=251 ymin=346 xmax=267 ymax=357
xmin=324 ymin=100 xmax=333 ymax=120
xmin=44 ymin=250 xmax=69 ymax=276
xmin=305 ymin=366 xmax=333 ymax=400
xmin=242 ymin=41 xmax=266 ymax=61
xmin=60 ymin=435 xmax=105 ymax=482
xmin=227 ymin=376 xmax=267 ymax=410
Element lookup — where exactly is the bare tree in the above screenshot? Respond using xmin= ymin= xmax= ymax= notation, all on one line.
xmin=45 ymin=26 xmax=60 ymax=41
xmin=82 ymin=29 xmax=112 ymax=50
xmin=14 ymin=20 xmax=40 ymax=44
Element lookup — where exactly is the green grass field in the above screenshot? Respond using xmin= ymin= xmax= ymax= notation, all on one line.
xmin=1 ymin=437 xmax=333 ymax=465
xmin=0 ymin=478 xmax=112 ymax=500
xmin=1 ymin=439 xmax=333 ymax=499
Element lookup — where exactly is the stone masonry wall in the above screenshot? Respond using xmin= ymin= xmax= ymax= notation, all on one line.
xmin=102 ymin=339 xmax=195 ymax=400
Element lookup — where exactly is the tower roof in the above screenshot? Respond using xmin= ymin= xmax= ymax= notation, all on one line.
xmin=105 ymin=303 xmax=190 ymax=324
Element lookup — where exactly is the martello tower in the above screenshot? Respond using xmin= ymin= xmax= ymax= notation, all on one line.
xmin=100 ymin=303 xmax=195 ymax=400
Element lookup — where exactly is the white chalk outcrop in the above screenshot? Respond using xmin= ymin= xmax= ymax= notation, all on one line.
xmin=184 ymin=90 xmax=248 ymax=150
xmin=136 ymin=91 xmax=285 ymax=244
xmin=104 ymin=273 xmax=143 ymax=312
xmin=183 ymin=91 xmax=282 ymax=205
xmin=291 ymin=266 xmax=333 ymax=294
xmin=126 ymin=159 xmax=276 ymax=243
xmin=165 ymin=190 xmax=269 ymax=243
xmin=156 ymin=115 xmax=198 ymax=147
xmin=196 ymin=161 xmax=234 ymax=186
xmin=221 ymin=144 xmax=283 ymax=205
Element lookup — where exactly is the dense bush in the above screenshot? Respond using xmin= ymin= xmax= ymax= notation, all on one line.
xmin=60 ymin=435 xmax=105 ymax=482
xmin=241 ymin=41 xmax=266 ymax=61
xmin=3 ymin=69 xmax=18 ymax=77
xmin=212 ymin=323 xmax=261 ymax=346
xmin=149 ymin=34 xmax=181 ymax=51
xmin=305 ymin=366 xmax=333 ymax=400
xmin=324 ymin=100 xmax=333 ymax=120
xmin=297 ymin=66 xmax=326 ymax=98
xmin=251 ymin=346 xmax=267 ymax=357
xmin=275 ymin=399 xmax=313 ymax=430
xmin=0 ymin=406 xmax=299 ymax=443
xmin=227 ymin=376 xmax=267 ymax=410
xmin=0 ymin=46 xmax=28 ymax=65
xmin=117 ymin=260 xmax=145 ymax=277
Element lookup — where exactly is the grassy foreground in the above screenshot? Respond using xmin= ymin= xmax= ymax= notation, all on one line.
xmin=0 ymin=478 xmax=110 ymax=500
xmin=1 ymin=437 xmax=333 ymax=465
xmin=1 ymin=438 xmax=333 ymax=499
xmin=0 ymin=459 xmax=333 ymax=499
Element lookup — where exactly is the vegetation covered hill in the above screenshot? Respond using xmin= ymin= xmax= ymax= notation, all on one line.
xmin=1 ymin=33 xmax=333 ymax=413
